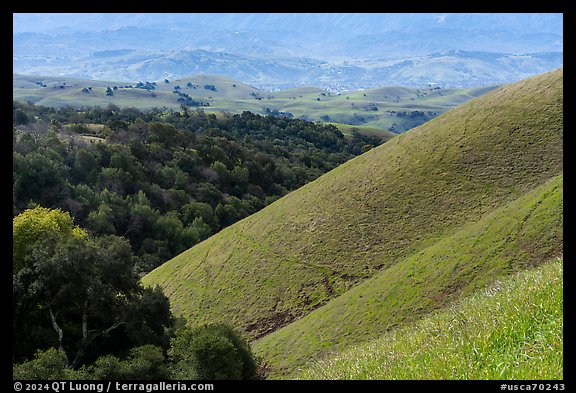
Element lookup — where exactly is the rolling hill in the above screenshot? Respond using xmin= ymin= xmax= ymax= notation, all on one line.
xmin=142 ymin=67 xmax=562 ymax=369
xmin=13 ymin=73 xmax=497 ymax=136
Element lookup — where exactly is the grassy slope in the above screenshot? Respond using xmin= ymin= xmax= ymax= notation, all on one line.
xmin=255 ymin=174 xmax=563 ymax=377
xmin=299 ymin=256 xmax=563 ymax=380
xmin=143 ymin=69 xmax=563 ymax=342
xmin=13 ymin=73 xmax=496 ymax=136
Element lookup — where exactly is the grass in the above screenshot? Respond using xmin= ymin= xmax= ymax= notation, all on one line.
xmin=13 ymin=73 xmax=497 ymax=137
xmin=142 ymin=68 xmax=563 ymax=349
xmin=298 ymin=256 xmax=563 ymax=380
xmin=325 ymin=122 xmax=398 ymax=141
xmin=253 ymin=174 xmax=563 ymax=377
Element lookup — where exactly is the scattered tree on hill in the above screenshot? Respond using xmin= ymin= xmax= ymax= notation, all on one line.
xmin=135 ymin=82 xmax=156 ymax=91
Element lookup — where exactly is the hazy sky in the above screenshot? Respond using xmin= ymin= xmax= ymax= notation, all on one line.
xmin=13 ymin=13 xmax=563 ymax=36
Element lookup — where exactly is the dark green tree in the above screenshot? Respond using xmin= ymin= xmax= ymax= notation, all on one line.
xmin=86 ymin=203 xmax=116 ymax=234
xmin=168 ymin=323 xmax=257 ymax=380
xmin=14 ymin=108 xmax=30 ymax=125
xmin=87 ymin=345 xmax=169 ymax=380
xmin=71 ymin=149 xmax=99 ymax=183
xmin=13 ymin=348 xmax=84 ymax=380
xmin=13 ymin=234 xmax=174 ymax=368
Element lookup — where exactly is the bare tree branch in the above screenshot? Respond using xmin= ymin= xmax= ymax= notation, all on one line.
xmin=48 ymin=307 xmax=69 ymax=367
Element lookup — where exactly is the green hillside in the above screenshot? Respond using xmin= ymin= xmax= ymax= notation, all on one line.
xmin=255 ymin=173 xmax=563 ymax=376
xmin=299 ymin=256 xmax=563 ymax=380
xmin=13 ymin=73 xmax=497 ymax=136
xmin=143 ymin=66 xmax=563 ymax=353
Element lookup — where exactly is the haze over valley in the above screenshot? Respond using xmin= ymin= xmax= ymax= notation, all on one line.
xmin=13 ymin=13 xmax=563 ymax=90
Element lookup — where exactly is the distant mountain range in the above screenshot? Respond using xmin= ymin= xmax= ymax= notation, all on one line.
xmin=13 ymin=49 xmax=562 ymax=91
xmin=13 ymin=13 xmax=563 ymax=90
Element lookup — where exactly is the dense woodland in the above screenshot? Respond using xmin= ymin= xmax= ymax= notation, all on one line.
xmin=12 ymin=101 xmax=381 ymax=378
xmin=13 ymin=101 xmax=381 ymax=273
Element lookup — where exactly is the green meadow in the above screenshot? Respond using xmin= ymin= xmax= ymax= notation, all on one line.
xmin=13 ymin=73 xmax=497 ymax=138
xmin=299 ymin=256 xmax=563 ymax=380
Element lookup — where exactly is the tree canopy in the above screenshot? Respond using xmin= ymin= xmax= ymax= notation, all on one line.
xmin=13 ymin=208 xmax=174 ymax=367
xmin=13 ymin=101 xmax=383 ymax=273
xmin=13 ymin=206 xmax=258 ymax=380
xmin=13 ymin=206 xmax=87 ymax=273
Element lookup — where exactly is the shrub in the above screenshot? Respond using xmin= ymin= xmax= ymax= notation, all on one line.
xmin=13 ymin=348 xmax=83 ymax=380
xmin=87 ymin=345 xmax=169 ymax=380
xmin=168 ymin=323 xmax=257 ymax=380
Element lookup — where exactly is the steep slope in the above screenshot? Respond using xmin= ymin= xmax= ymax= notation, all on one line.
xmin=142 ymin=69 xmax=562 ymax=341
xmin=255 ymin=174 xmax=563 ymax=376
xmin=298 ymin=256 xmax=563 ymax=380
